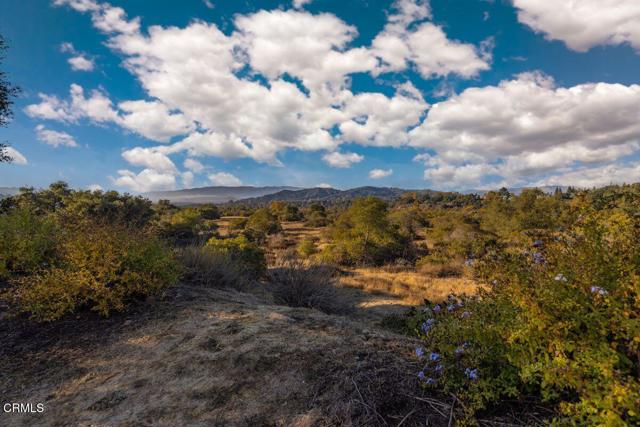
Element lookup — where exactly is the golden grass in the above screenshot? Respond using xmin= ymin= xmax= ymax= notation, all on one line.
xmin=340 ymin=267 xmax=479 ymax=306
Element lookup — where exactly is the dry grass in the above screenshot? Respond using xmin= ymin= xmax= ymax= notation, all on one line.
xmin=340 ymin=267 xmax=479 ymax=306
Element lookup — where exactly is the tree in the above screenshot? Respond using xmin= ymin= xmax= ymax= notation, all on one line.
xmin=1 ymin=35 xmax=20 ymax=163
xmin=327 ymin=197 xmax=412 ymax=266
xmin=243 ymin=208 xmax=281 ymax=243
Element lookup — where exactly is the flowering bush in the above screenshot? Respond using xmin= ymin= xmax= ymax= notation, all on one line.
xmin=408 ymin=206 xmax=640 ymax=425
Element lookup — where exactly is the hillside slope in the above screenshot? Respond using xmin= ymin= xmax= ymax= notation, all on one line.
xmin=145 ymin=186 xmax=300 ymax=205
xmin=0 ymin=286 xmax=448 ymax=427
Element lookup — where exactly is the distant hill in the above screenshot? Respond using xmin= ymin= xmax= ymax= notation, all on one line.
xmin=236 ymin=186 xmax=412 ymax=205
xmin=0 ymin=187 xmax=19 ymax=200
xmin=464 ymin=186 xmax=570 ymax=196
xmin=144 ymin=186 xmax=299 ymax=205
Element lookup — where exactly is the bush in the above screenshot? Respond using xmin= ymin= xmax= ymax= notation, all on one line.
xmin=243 ymin=208 xmax=281 ymax=242
xmin=325 ymin=197 xmax=413 ymax=266
xmin=228 ymin=216 xmax=248 ymax=230
xmin=268 ymin=259 xmax=351 ymax=315
xmin=179 ymin=246 xmax=253 ymax=290
xmin=10 ymin=223 xmax=180 ymax=321
xmin=0 ymin=208 xmax=58 ymax=278
xmin=408 ymin=208 xmax=640 ymax=425
xmin=206 ymin=236 xmax=266 ymax=277
xmin=297 ymin=237 xmax=318 ymax=259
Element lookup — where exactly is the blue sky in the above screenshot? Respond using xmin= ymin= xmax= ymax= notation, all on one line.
xmin=2 ymin=0 xmax=640 ymax=192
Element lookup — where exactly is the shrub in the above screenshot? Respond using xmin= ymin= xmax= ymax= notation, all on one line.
xmin=298 ymin=237 xmax=318 ymax=259
xmin=408 ymin=208 xmax=640 ymax=425
xmin=206 ymin=236 xmax=266 ymax=277
xmin=179 ymin=246 xmax=252 ymax=290
xmin=243 ymin=208 xmax=281 ymax=242
xmin=228 ymin=216 xmax=248 ymax=230
xmin=11 ymin=223 xmax=180 ymax=321
xmin=304 ymin=203 xmax=329 ymax=227
xmin=325 ymin=197 xmax=413 ymax=266
xmin=0 ymin=208 xmax=58 ymax=278
xmin=268 ymin=259 xmax=351 ymax=315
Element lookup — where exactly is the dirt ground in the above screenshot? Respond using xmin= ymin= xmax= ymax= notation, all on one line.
xmin=0 ymin=285 xmax=455 ymax=427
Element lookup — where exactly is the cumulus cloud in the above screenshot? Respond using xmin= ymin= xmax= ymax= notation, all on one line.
xmin=68 ymin=55 xmax=95 ymax=71
xmin=183 ymin=158 xmax=205 ymax=173
xmin=4 ymin=146 xmax=28 ymax=165
xmin=208 ymin=172 xmax=242 ymax=186
xmin=87 ymin=184 xmax=103 ymax=191
xmin=181 ymin=171 xmax=195 ymax=188
xmin=121 ymin=147 xmax=177 ymax=173
xmin=533 ymin=163 xmax=640 ymax=188
xmin=112 ymin=168 xmax=177 ymax=192
xmin=25 ymin=84 xmax=118 ymax=123
xmin=35 ymin=124 xmax=78 ymax=147
xmin=372 ymin=0 xmax=491 ymax=78
xmin=322 ymin=151 xmax=364 ymax=168
xmin=292 ymin=0 xmax=312 ymax=9
xmin=411 ymin=72 xmax=640 ymax=189
xmin=369 ymin=168 xmax=393 ymax=179
xmin=513 ymin=0 xmax=640 ymax=52
xmin=118 ymin=100 xmax=194 ymax=142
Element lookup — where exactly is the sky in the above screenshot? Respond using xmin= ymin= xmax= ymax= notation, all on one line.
xmin=2 ymin=0 xmax=640 ymax=192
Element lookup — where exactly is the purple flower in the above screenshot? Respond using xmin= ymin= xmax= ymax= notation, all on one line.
xmin=554 ymin=273 xmax=567 ymax=282
xmin=447 ymin=304 xmax=456 ymax=312
xmin=425 ymin=377 xmax=436 ymax=385
xmin=429 ymin=352 xmax=440 ymax=362
xmin=590 ymin=286 xmax=608 ymax=296
xmin=417 ymin=371 xmax=425 ymax=380
xmin=533 ymin=240 xmax=544 ymax=248
xmin=433 ymin=364 xmax=443 ymax=373
xmin=454 ymin=346 xmax=465 ymax=356
xmin=461 ymin=311 xmax=471 ymax=319
xmin=533 ymin=252 xmax=545 ymax=264
xmin=433 ymin=304 xmax=442 ymax=313
xmin=465 ymin=368 xmax=478 ymax=381
xmin=421 ymin=318 xmax=436 ymax=334
xmin=415 ymin=347 xmax=425 ymax=358
xmin=491 ymin=280 xmax=498 ymax=286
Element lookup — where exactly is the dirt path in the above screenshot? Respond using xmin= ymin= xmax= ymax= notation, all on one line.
xmin=0 ymin=286 xmax=448 ymax=427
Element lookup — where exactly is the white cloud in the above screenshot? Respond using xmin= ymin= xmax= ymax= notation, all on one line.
xmin=87 ymin=184 xmax=103 ymax=191
xmin=513 ymin=0 xmax=640 ymax=52
xmin=533 ymin=163 xmax=640 ymax=188
xmin=203 ymin=0 xmax=214 ymax=9
xmin=181 ymin=171 xmax=195 ymax=188
xmin=68 ymin=55 xmax=95 ymax=71
xmin=118 ymin=100 xmax=194 ymax=142
xmin=121 ymin=147 xmax=177 ymax=173
xmin=183 ymin=158 xmax=205 ymax=173
xmin=316 ymin=182 xmax=332 ymax=188
xmin=4 ymin=147 xmax=28 ymax=165
xmin=369 ymin=168 xmax=393 ymax=179
xmin=25 ymin=84 xmax=118 ymax=123
xmin=372 ymin=0 xmax=490 ymax=78
xmin=410 ymin=72 xmax=640 ymax=188
xmin=292 ymin=0 xmax=312 ymax=9
xmin=208 ymin=172 xmax=242 ymax=186
xmin=322 ymin=151 xmax=364 ymax=168
xmin=35 ymin=124 xmax=78 ymax=147
xmin=112 ymin=168 xmax=176 ymax=192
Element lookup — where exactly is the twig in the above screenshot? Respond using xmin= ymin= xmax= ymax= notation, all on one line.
xmin=396 ymin=408 xmax=416 ymax=427
xmin=447 ymin=396 xmax=456 ymax=427
xmin=351 ymin=378 xmax=388 ymax=426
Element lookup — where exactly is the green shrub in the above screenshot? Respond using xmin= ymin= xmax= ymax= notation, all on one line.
xmin=11 ymin=223 xmax=180 ymax=321
xmin=408 ymin=208 xmax=640 ymax=425
xmin=297 ymin=237 xmax=318 ymax=259
xmin=206 ymin=236 xmax=266 ymax=277
xmin=228 ymin=216 xmax=248 ymax=230
xmin=243 ymin=208 xmax=281 ymax=242
xmin=325 ymin=197 xmax=413 ymax=266
xmin=0 ymin=208 xmax=58 ymax=278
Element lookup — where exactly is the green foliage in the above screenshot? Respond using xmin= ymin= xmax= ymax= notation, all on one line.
xmin=156 ymin=207 xmax=217 ymax=246
xmin=269 ymin=201 xmax=302 ymax=221
xmin=303 ymin=203 xmax=329 ymax=227
xmin=228 ymin=216 xmax=248 ymax=230
xmin=243 ymin=207 xmax=281 ymax=242
xmin=206 ymin=235 xmax=266 ymax=277
xmin=9 ymin=223 xmax=180 ymax=321
xmin=325 ymin=197 xmax=414 ymax=266
xmin=0 ymin=208 xmax=57 ymax=278
xmin=408 ymin=202 xmax=640 ymax=425
xmin=297 ymin=237 xmax=318 ymax=259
